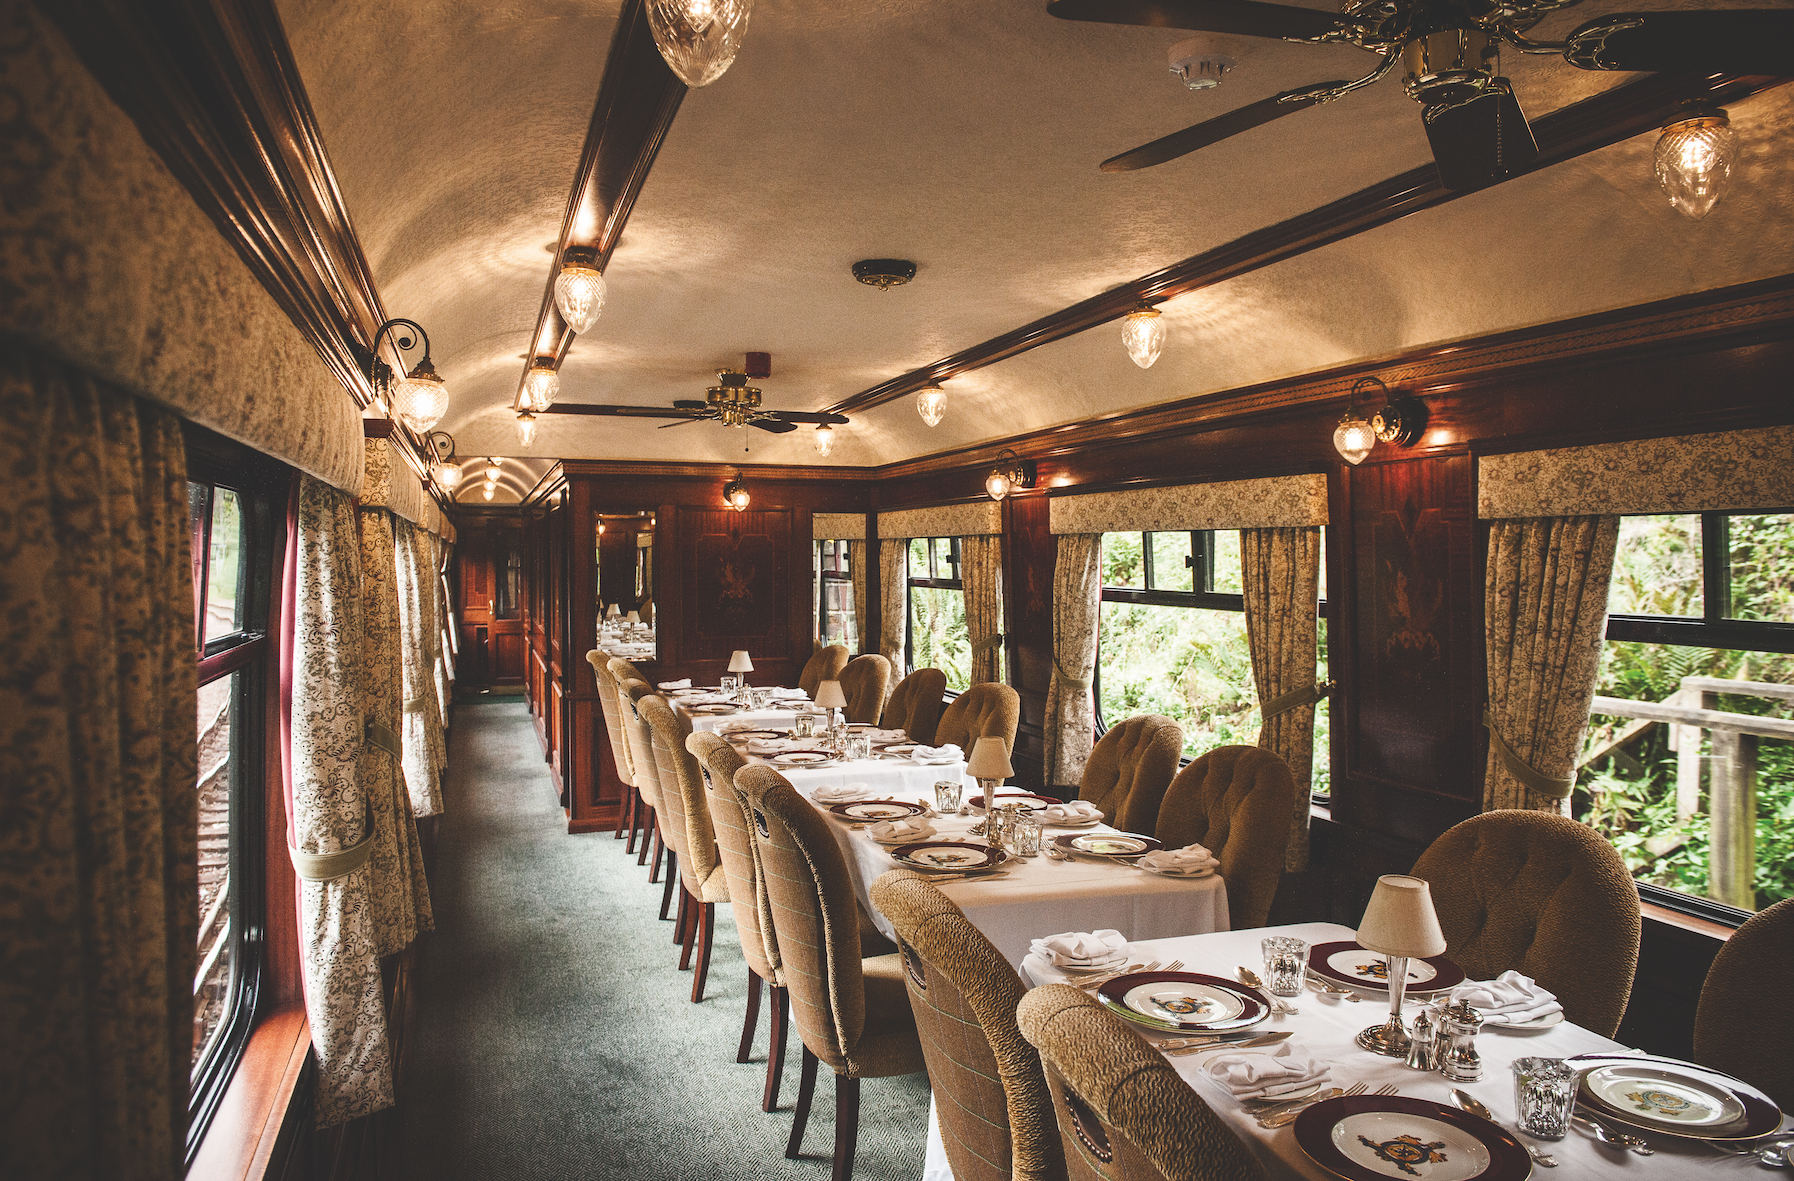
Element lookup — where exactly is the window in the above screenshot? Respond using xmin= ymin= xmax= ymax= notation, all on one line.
xmin=1577 ymin=512 xmax=1794 ymax=917
xmin=907 ymin=537 xmax=971 ymax=690
xmin=815 ymin=539 xmax=858 ymax=650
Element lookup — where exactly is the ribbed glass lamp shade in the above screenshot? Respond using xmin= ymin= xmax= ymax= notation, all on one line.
xmin=553 ymin=264 xmax=606 ymax=334
xmin=916 ymin=386 xmax=947 ymax=427
xmin=1121 ymin=305 xmax=1166 ymax=369
xmin=1655 ymin=113 xmax=1736 ymax=221
xmin=985 ymin=469 xmax=1012 ymax=501
xmin=392 ymin=370 xmax=448 ymax=433
xmin=482 ymin=484 xmax=496 ymax=501
xmin=1333 ymin=415 xmax=1377 ymax=465
xmin=431 ymin=459 xmax=462 ymax=490
xmin=813 ymin=424 xmax=834 ymax=456
xmin=517 ymin=411 xmax=539 ymax=449
xmin=483 ymin=459 xmax=502 ymax=483
xmin=648 ymin=0 xmax=752 ymax=88
xmin=522 ymin=364 xmax=560 ymax=412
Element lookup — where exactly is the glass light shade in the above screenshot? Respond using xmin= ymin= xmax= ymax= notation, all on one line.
xmin=728 ymin=650 xmax=754 ymax=672
xmin=482 ymin=484 xmax=495 ymax=501
xmin=1357 ymin=874 xmax=1447 ymax=959
xmin=647 ymin=0 xmax=752 ymax=88
xmin=392 ymin=369 xmax=448 ymax=433
xmin=813 ymin=424 xmax=834 ymax=456
xmin=1655 ymin=113 xmax=1736 ymax=221
xmin=1121 ymin=305 xmax=1166 ymax=369
xmin=813 ymin=679 xmax=847 ymax=709
xmin=966 ymin=736 xmax=1014 ymax=778
xmin=523 ymin=364 xmax=561 ymax=412
xmin=431 ymin=459 xmax=462 ymax=490
xmin=483 ymin=459 xmax=502 ymax=483
xmin=985 ymin=468 xmax=1012 ymax=501
xmin=1333 ymin=415 xmax=1377 ymax=465
xmin=553 ymin=264 xmax=607 ymax=334
xmin=916 ymin=386 xmax=947 ymax=427
xmin=517 ymin=411 xmax=539 ymax=448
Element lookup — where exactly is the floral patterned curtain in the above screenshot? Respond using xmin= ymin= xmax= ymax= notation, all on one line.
xmin=879 ymin=538 xmax=907 ymax=667
xmin=1 ymin=342 xmax=196 ymax=1179
xmin=432 ymin=534 xmax=456 ymax=720
xmin=1044 ymin=534 xmax=1102 ymax=786
xmin=1241 ymin=526 xmax=1323 ymax=871
xmin=848 ymin=539 xmax=868 ymax=654
xmin=961 ymin=534 xmax=1004 ymax=684
xmin=395 ymin=520 xmax=444 ymax=816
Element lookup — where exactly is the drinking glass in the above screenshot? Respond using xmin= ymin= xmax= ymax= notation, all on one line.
xmin=1512 ymin=1057 xmax=1576 ymax=1141
xmin=1010 ymin=816 xmax=1042 ymax=857
xmin=845 ymin=734 xmax=872 ymax=761
xmin=934 ymin=780 xmax=963 ymax=813
xmin=1259 ymin=936 xmax=1309 ymax=998
xmin=719 ymin=673 xmax=739 ymax=695
xmin=792 ymin=712 xmax=815 ymax=739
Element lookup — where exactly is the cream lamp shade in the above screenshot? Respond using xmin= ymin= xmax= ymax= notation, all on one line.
xmin=1356 ymin=874 xmax=1447 ymax=960
xmin=626 ymin=610 xmax=641 ymax=624
xmin=966 ymin=736 xmax=1014 ymax=779
xmin=813 ymin=680 xmax=847 ymax=710
xmin=606 ymin=603 xmax=621 ymax=618
xmin=728 ymin=650 xmax=754 ymax=673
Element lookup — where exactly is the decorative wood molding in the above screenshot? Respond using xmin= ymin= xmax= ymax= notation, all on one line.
xmin=823 ymin=74 xmax=1790 ymax=418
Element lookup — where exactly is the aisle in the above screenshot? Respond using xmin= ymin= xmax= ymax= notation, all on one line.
xmin=396 ymin=699 xmax=932 ymax=1181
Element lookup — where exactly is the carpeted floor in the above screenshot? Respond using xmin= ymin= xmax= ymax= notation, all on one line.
xmin=396 ymin=699 xmax=933 ymax=1181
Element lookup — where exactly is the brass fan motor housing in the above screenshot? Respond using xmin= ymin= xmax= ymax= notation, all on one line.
xmin=706 ymin=369 xmax=763 ymax=427
xmin=1402 ymin=26 xmax=1500 ymax=105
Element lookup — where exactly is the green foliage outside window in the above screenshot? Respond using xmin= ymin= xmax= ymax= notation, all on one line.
xmin=911 ymin=586 xmax=970 ymax=691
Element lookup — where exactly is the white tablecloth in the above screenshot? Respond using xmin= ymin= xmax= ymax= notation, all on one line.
xmin=672 ymin=696 xmax=813 ymax=734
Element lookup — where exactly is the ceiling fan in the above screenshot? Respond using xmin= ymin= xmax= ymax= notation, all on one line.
xmin=547 ymin=354 xmax=849 ymax=434
xmin=1048 ymin=0 xmax=1794 ymax=191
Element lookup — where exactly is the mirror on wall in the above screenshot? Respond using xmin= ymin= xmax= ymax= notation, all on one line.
xmin=595 ymin=511 xmax=657 ymax=662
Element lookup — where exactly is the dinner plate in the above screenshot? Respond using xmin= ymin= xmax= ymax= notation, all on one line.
xmin=1308 ymin=941 xmax=1466 ymax=996
xmin=1094 ymin=972 xmax=1267 ymax=1034
xmin=828 ymin=800 xmax=928 ymax=822
xmin=1040 ymin=815 xmax=1104 ymax=828
xmin=667 ymin=688 xmax=707 ymax=697
xmin=770 ymin=750 xmax=837 ymax=766
xmin=1567 ymin=1053 xmax=1782 ymax=1141
xmin=1056 ymin=832 xmax=1162 ymax=858
xmin=890 ymin=841 xmax=1004 ymax=872
xmin=1579 ymin=1063 xmax=1745 ymax=1132
xmin=1294 ymin=1095 xmax=1532 ymax=1181
xmin=689 ymin=704 xmax=738 ymax=715
xmin=725 ymin=728 xmax=787 ymax=740
xmin=876 ymin=742 xmax=920 ymax=755
xmin=1489 ymin=1010 xmax=1564 ymax=1034
xmin=971 ymin=791 xmax=1063 ymax=813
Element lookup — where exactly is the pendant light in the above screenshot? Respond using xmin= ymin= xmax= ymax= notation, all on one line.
xmin=1654 ymin=106 xmax=1737 ymax=221
xmin=916 ymin=385 xmax=947 ymax=427
xmin=813 ymin=424 xmax=834 ymax=456
xmin=1120 ymin=302 xmax=1166 ymax=369
xmin=647 ymin=0 xmax=753 ymax=88
xmin=517 ymin=410 xmax=539 ymax=449
xmin=522 ymin=360 xmax=560 ymax=412
xmin=552 ymin=246 xmax=606 ymax=334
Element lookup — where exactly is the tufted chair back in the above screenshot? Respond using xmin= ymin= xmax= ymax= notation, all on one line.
xmin=1078 ymin=715 xmax=1183 ymax=833
xmin=590 ymin=653 xmax=635 ymax=787
xmin=1409 ymin=809 xmax=1640 ymax=1037
xmin=935 ymin=682 xmax=1021 ymax=756
xmin=615 ymin=676 xmax=663 ymax=814
xmin=882 ymin=668 xmax=947 ymax=744
xmin=1016 ymin=985 xmax=1267 ymax=1181
xmin=1693 ymin=897 xmax=1794 ymax=1109
xmin=839 ymin=654 xmax=892 ymax=724
xmin=798 ymin=644 xmax=851 ymax=700
xmin=870 ymin=872 xmax=1066 ymax=1181
xmin=1153 ymin=746 xmax=1294 ymax=929
xmin=687 ymin=731 xmax=778 ymax=985
xmin=607 ymin=655 xmax=643 ymax=685
xmin=641 ymin=694 xmax=721 ymax=896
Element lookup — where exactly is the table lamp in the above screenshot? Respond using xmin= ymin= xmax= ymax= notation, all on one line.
xmin=626 ymin=610 xmax=640 ymax=626
xmin=965 ymin=736 xmax=1013 ymax=836
xmin=729 ymin=650 xmax=754 ymax=686
xmin=1354 ymin=874 xmax=1447 ymax=1057
xmin=607 ymin=603 xmax=621 ymax=619
xmin=814 ymin=679 xmax=846 ymax=731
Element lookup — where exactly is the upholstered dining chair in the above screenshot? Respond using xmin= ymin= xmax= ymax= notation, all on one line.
xmin=799 ymin=644 xmax=851 ymax=700
xmin=1016 ymin=985 xmax=1267 ymax=1181
xmin=1153 ymin=745 xmax=1294 ymax=930
xmin=1409 ymin=809 xmax=1640 ymax=1038
xmin=869 ymin=871 xmax=1066 ymax=1181
xmin=735 ymin=765 xmax=926 ymax=1181
xmin=881 ymin=667 xmax=947 ymax=745
xmin=614 ymin=671 xmax=674 ymax=894
xmin=935 ymin=682 xmax=1021 ymax=757
xmin=1693 ymin=897 xmax=1793 ymax=1109
xmin=838 ymin=654 xmax=891 ymax=724
xmin=642 ymin=694 xmax=729 ymax=1001
xmin=1077 ymin=714 xmax=1184 ymax=834
xmin=590 ymin=654 xmax=644 ymax=848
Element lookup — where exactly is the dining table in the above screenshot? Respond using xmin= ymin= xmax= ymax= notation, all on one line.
xmin=668 ymin=687 xmax=812 ymax=733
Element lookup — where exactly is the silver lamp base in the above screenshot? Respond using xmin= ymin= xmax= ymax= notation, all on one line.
xmin=1355 ymin=1018 xmax=1413 ymax=1057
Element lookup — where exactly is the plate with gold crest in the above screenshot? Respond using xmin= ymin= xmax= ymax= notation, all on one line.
xmin=1568 ymin=1053 xmax=1782 ymax=1141
xmin=1307 ymin=941 xmax=1464 ymax=997
xmin=1295 ymin=1095 xmax=1532 ymax=1181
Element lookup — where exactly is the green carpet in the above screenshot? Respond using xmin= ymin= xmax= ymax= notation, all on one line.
xmin=396 ymin=699 xmax=932 ymax=1180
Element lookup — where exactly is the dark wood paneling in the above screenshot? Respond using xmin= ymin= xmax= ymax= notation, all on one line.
xmin=678 ymin=506 xmax=794 ymax=662
xmin=1003 ymin=493 xmax=1054 ymax=790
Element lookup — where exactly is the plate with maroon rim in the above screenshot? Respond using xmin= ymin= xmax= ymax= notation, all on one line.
xmin=1094 ymin=971 xmax=1268 ymax=1033
xmin=1567 ymin=1053 xmax=1783 ymax=1142
xmin=769 ymin=749 xmax=838 ymax=766
xmin=1295 ymin=1095 xmax=1531 ymax=1181
xmin=828 ymin=799 xmax=929 ymax=823
xmin=1054 ymin=832 xmax=1162 ymax=859
xmin=724 ymin=728 xmax=789 ymax=740
xmin=1308 ymin=941 xmax=1465 ymax=996
xmin=889 ymin=841 xmax=1004 ymax=872
xmin=688 ymin=703 xmax=739 ymax=715
xmin=971 ymin=791 xmax=1064 ymax=813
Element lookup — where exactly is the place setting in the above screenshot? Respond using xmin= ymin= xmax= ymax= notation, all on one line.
xmin=886 ymin=839 xmax=1008 ymax=878
xmin=1051 ymin=831 xmax=1163 ymax=862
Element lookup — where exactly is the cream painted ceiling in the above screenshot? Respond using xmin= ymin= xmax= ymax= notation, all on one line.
xmin=278 ymin=0 xmax=1794 ymax=486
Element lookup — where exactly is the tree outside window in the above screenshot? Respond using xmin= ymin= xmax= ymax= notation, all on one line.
xmin=907 ymin=537 xmax=970 ymax=690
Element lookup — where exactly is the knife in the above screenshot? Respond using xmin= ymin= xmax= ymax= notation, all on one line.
xmin=1165 ymin=1030 xmax=1293 ymax=1055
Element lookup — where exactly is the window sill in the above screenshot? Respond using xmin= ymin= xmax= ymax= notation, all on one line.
xmin=188 ymin=1004 xmax=309 ymax=1181
xmin=1640 ymin=900 xmax=1738 ymax=942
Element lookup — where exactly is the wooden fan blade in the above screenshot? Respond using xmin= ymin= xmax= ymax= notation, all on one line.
xmin=768 ymin=411 xmax=851 ymax=425
xmin=672 ymin=399 xmax=707 ymax=409
xmin=1422 ymin=80 xmax=1538 ymax=193
xmin=657 ymin=418 xmax=701 ymax=429
xmin=1101 ymin=83 xmax=1348 ymax=172
xmin=749 ymin=419 xmax=800 ymax=434
xmin=545 ymin=403 xmax=697 ymax=418
xmin=1048 ymin=0 xmax=1357 ymax=41
xmin=1564 ymin=11 xmax=1794 ymax=74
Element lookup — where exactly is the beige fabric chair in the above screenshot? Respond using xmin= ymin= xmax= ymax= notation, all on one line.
xmin=1410 ymin=809 xmax=1640 ymax=1038
xmin=642 ymin=695 xmax=729 ymax=1002
xmin=1077 ymin=715 xmax=1183 ymax=834
xmin=590 ymin=653 xmax=645 ymax=847
xmin=1017 ymin=985 xmax=1267 ymax=1181
xmin=870 ymin=871 xmax=1065 ymax=1181
xmin=1693 ymin=897 xmax=1794 ymax=1110
xmin=614 ymin=671 xmax=674 ymax=891
xmin=935 ymin=682 xmax=1020 ymax=757
xmin=735 ymin=765 xmax=926 ymax=1181
xmin=799 ymin=644 xmax=851 ymax=700
xmin=839 ymin=654 xmax=892 ymax=724
xmin=882 ymin=667 xmax=947 ymax=744
xmin=1153 ymin=746 xmax=1294 ymax=930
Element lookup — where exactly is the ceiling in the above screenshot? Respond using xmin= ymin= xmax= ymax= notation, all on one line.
xmin=277 ymin=0 xmax=1794 ymax=491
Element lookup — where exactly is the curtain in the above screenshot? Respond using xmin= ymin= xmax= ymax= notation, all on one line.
xmin=1484 ymin=515 xmax=1620 ymax=812
xmin=0 ymin=343 xmax=196 ymax=1179
xmin=961 ymin=534 xmax=1004 ymax=684
xmin=848 ymin=539 xmax=868 ymax=654
xmin=433 ymin=535 xmax=456 ymax=715
xmin=1043 ymin=534 xmax=1102 ymax=786
xmin=394 ymin=521 xmax=444 ymax=816
xmin=419 ymin=531 xmax=449 ymax=771
xmin=1241 ymin=526 xmax=1323 ymax=871
xmin=879 ymin=538 xmax=907 ymax=667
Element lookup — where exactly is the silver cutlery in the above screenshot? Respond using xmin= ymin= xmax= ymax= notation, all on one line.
xmin=1702 ymin=1138 xmax=1794 ymax=1168
xmin=1306 ymin=971 xmax=1360 ymax=1000
xmin=1257 ymin=1082 xmax=1371 ymax=1127
xmin=1452 ymin=1089 xmax=1556 ymax=1168
xmin=1574 ymin=1113 xmax=1654 ymax=1155
xmin=1166 ymin=1030 xmax=1292 ymax=1056
xmin=1043 ymin=843 xmax=1070 ymax=861
xmin=1156 ymin=1029 xmax=1279 ymax=1052
xmin=1237 ymin=966 xmax=1297 ymax=1013
xmin=1062 ymin=960 xmax=1157 ymax=989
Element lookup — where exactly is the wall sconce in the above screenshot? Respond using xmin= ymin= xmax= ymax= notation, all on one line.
xmin=425 ymin=431 xmax=462 ymax=490
xmin=648 ymin=0 xmax=753 ymax=88
xmin=916 ymin=385 xmax=947 ymax=427
xmin=552 ymin=246 xmax=606 ymax=335
xmin=359 ymin=318 xmax=448 ymax=432
xmin=1655 ymin=105 xmax=1737 ymax=221
xmin=984 ymin=449 xmax=1037 ymax=501
xmin=522 ymin=358 xmax=561 ymax=412
xmin=1333 ymin=376 xmax=1427 ymax=465
xmin=722 ymin=472 xmax=750 ymax=511
xmin=1120 ymin=302 xmax=1166 ymax=369
xmin=517 ymin=410 xmax=539 ymax=449
xmin=813 ymin=423 xmax=835 ymax=456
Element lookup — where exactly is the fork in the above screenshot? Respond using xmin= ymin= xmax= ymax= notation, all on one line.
xmin=1257 ymin=1082 xmax=1368 ymax=1127
xmin=1064 ymin=959 xmax=1159 ymax=989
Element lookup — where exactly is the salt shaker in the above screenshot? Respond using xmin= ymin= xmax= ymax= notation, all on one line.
xmin=1405 ymin=1006 xmax=1436 ymax=1070
xmin=1437 ymin=999 xmax=1484 ymax=1082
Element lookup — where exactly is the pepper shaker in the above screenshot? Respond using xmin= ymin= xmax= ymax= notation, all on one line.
xmin=1405 ymin=1006 xmax=1436 ymax=1070
xmin=1437 ymin=999 xmax=1484 ymax=1082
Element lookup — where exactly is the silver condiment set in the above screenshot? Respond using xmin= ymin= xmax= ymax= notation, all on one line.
xmin=1404 ymin=999 xmax=1482 ymax=1081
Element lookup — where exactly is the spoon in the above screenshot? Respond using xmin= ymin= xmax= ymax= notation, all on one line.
xmin=1237 ymin=966 xmax=1297 ymax=1013
xmin=1574 ymin=1113 xmax=1654 ymax=1155
xmin=1452 ymin=1089 xmax=1556 ymax=1168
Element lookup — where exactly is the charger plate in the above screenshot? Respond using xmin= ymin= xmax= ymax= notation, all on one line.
xmin=828 ymin=800 xmax=928 ymax=822
xmin=724 ymin=728 xmax=787 ymax=740
xmin=689 ymin=704 xmax=738 ymax=715
xmin=770 ymin=750 xmax=836 ymax=766
xmin=1094 ymin=971 xmax=1267 ymax=1033
xmin=1308 ymin=941 xmax=1465 ymax=996
xmin=890 ymin=841 xmax=1003 ymax=872
xmin=1055 ymin=832 xmax=1162 ymax=859
xmin=971 ymin=791 xmax=1063 ymax=812
xmin=1568 ymin=1053 xmax=1782 ymax=1141
xmin=1294 ymin=1095 xmax=1531 ymax=1181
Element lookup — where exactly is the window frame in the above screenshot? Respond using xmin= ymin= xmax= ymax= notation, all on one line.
xmin=814 ymin=538 xmax=856 ymax=648
xmin=905 ymin=537 xmax=964 ymax=677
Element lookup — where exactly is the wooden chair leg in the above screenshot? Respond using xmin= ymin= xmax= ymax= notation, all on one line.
xmin=678 ymin=890 xmax=698 ymax=969
xmin=623 ymin=791 xmax=638 ymax=851
xmin=671 ymin=881 xmax=690 ymax=944
xmin=614 ymin=780 xmax=630 ymax=839
xmin=738 ymin=969 xmax=763 ymax=1064
xmin=786 ymin=1045 xmax=818 ymax=1159
xmin=690 ymin=902 xmax=714 ymax=1002
xmin=660 ymin=851 xmax=679 ymax=921
xmin=763 ymin=987 xmax=789 ymax=1112
xmin=648 ymin=828 xmax=665 ymax=882
xmin=832 ymin=1075 xmax=861 ymax=1181
xmin=637 ymin=807 xmax=656 ymax=865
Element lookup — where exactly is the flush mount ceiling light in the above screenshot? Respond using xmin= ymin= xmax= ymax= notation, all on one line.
xmin=424 ymin=431 xmax=462 ymax=490
xmin=648 ymin=0 xmax=753 ymax=88
xmin=984 ymin=449 xmax=1037 ymax=502
xmin=517 ymin=410 xmax=539 ymax=449
xmin=1120 ymin=302 xmax=1166 ymax=369
xmin=1655 ymin=105 xmax=1737 ymax=220
xmin=722 ymin=472 xmax=750 ymax=511
xmin=358 ymin=317 xmax=448 ymax=433
xmin=553 ymin=245 xmax=607 ymax=334
xmin=813 ymin=424 xmax=835 ymax=457
xmin=522 ymin=358 xmax=561 ymax=412
xmin=1168 ymin=36 xmax=1236 ymax=90
xmin=852 ymin=259 xmax=917 ymax=291
xmin=916 ymin=385 xmax=947 ymax=427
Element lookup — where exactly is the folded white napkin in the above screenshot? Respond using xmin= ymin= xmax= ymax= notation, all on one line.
xmin=771 ymin=687 xmax=809 ymax=700
xmin=1138 ymin=843 xmax=1220 ymax=877
xmin=910 ymin=743 xmax=964 ymax=764
xmin=867 ymin=817 xmax=936 ymax=843
xmin=811 ymin=784 xmax=873 ymax=803
xmin=1201 ymin=1041 xmax=1329 ymax=1100
xmin=1029 ymin=929 xmax=1130 ymax=970
xmin=867 ymin=728 xmax=908 ymax=743
xmin=747 ymin=737 xmax=805 ymax=755
xmin=656 ymin=679 xmax=692 ymax=691
xmin=1039 ymin=800 xmax=1104 ymax=824
xmin=1448 ymin=971 xmax=1564 ymax=1025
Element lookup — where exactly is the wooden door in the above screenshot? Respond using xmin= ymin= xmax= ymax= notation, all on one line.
xmin=456 ymin=519 xmax=526 ymax=689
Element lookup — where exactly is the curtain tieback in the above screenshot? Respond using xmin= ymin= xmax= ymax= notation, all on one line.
xmin=1051 ymin=659 xmax=1093 ymax=690
xmin=1262 ymin=680 xmax=1333 ymax=720
xmin=972 ymin=633 xmax=1005 ymax=656
xmin=1481 ymin=707 xmax=1575 ymax=800
xmin=289 ymin=798 xmax=376 ymax=882
xmin=366 ymin=716 xmax=404 ymax=760
xmin=403 ymin=696 xmax=426 ymax=713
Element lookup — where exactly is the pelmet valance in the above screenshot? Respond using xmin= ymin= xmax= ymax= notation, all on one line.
xmin=1049 ymin=473 xmax=1328 ymax=534
xmin=813 ymin=512 xmax=867 ymax=540
xmin=877 ymin=501 xmax=1002 ymax=540
xmin=1478 ymin=425 xmax=1794 ymax=519
xmin=360 ymin=438 xmax=431 ymax=528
